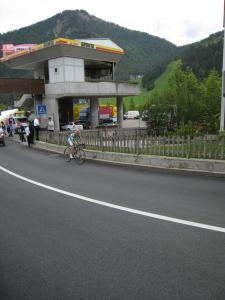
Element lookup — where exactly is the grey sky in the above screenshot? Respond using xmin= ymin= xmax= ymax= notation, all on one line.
xmin=0 ymin=0 xmax=223 ymax=46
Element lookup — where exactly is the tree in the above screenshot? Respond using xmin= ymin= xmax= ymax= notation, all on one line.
xmin=200 ymin=70 xmax=221 ymax=133
xmin=141 ymin=61 xmax=222 ymax=135
xmin=168 ymin=61 xmax=204 ymax=127
xmin=129 ymin=97 xmax=136 ymax=110
xmin=0 ymin=103 xmax=7 ymax=112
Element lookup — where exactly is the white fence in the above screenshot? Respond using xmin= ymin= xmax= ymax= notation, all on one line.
xmin=39 ymin=129 xmax=225 ymax=160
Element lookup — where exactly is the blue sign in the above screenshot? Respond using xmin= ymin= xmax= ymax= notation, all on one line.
xmin=37 ymin=105 xmax=47 ymax=115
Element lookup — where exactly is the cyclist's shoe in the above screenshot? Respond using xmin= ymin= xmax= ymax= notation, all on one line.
xmin=70 ymin=154 xmax=73 ymax=159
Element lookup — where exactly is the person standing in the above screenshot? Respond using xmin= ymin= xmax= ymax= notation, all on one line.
xmin=19 ymin=124 xmax=26 ymax=142
xmin=29 ymin=121 xmax=34 ymax=144
xmin=1 ymin=121 xmax=6 ymax=133
xmin=47 ymin=117 xmax=55 ymax=132
xmin=25 ymin=125 xmax=31 ymax=147
xmin=33 ymin=117 xmax=40 ymax=140
xmin=8 ymin=122 xmax=14 ymax=137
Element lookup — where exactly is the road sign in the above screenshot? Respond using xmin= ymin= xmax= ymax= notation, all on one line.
xmin=37 ymin=105 xmax=47 ymax=115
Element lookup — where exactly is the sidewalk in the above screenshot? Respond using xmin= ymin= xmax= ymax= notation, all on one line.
xmin=12 ymin=135 xmax=225 ymax=177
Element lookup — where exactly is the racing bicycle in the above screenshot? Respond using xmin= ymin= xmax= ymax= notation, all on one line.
xmin=64 ymin=143 xmax=86 ymax=164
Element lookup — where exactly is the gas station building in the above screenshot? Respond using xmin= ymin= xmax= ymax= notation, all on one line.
xmin=0 ymin=38 xmax=140 ymax=130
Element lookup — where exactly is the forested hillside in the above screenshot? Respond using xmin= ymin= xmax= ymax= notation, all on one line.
xmin=0 ymin=10 xmax=178 ymax=80
xmin=142 ymin=31 xmax=223 ymax=90
xmin=141 ymin=32 xmax=223 ymax=134
xmin=180 ymin=31 xmax=223 ymax=79
xmin=142 ymin=60 xmax=221 ymax=134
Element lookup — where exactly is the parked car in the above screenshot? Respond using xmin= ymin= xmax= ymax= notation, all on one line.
xmin=123 ymin=110 xmax=140 ymax=120
xmin=61 ymin=122 xmax=83 ymax=131
xmin=97 ymin=118 xmax=118 ymax=128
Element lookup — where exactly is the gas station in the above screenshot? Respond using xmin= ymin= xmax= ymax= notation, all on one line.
xmin=0 ymin=37 xmax=140 ymax=131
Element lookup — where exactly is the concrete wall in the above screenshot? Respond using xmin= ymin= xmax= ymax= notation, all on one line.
xmin=42 ymin=96 xmax=60 ymax=131
xmin=48 ymin=57 xmax=84 ymax=83
xmin=45 ymin=81 xmax=140 ymax=97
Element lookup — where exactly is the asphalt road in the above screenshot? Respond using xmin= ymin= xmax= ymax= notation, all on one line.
xmin=123 ymin=119 xmax=146 ymax=128
xmin=0 ymin=138 xmax=225 ymax=300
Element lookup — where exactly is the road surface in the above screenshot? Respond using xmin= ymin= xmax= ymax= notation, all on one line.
xmin=123 ymin=118 xmax=146 ymax=128
xmin=0 ymin=138 xmax=225 ymax=300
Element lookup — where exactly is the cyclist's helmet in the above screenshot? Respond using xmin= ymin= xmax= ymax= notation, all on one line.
xmin=75 ymin=127 xmax=80 ymax=133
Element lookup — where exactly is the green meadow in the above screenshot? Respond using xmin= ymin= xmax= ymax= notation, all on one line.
xmin=99 ymin=61 xmax=178 ymax=111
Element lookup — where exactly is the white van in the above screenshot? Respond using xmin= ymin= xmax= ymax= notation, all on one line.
xmin=123 ymin=110 xmax=140 ymax=120
xmin=10 ymin=116 xmax=29 ymax=133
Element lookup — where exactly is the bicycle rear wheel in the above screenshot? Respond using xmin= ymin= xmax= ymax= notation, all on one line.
xmin=75 ymin=148 xmax=86 ymax=164
xmin=64 ymin=147 xmax=71 ymax=162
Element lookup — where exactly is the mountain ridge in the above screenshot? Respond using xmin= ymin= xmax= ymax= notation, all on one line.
xmin=0 ymin=10 xmax=223 ymax=93
xmin=0 ymin=9 xmax=178 ymax=80
xmin=142 ymin=30 xmax=223 ymax=90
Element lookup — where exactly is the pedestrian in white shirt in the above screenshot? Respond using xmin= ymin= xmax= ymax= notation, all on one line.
xmin=47 ymin=117 xmax=55 ymax=132
xmin=25 ymin=125 xmax=31 ymax=147
xmin=33 ymin=117 xmax=40 ymax=140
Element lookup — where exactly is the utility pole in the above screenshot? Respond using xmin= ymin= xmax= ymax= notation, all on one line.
xmin=220 ymin=0 xmax=225 ymax=131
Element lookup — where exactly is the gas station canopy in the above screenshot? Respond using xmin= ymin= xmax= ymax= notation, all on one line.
xmin=0 ymin=37 xmax=124 ymax=70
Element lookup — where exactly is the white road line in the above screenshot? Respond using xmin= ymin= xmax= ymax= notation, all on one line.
xmin=1 ymin=165 xmax=225 ymax=234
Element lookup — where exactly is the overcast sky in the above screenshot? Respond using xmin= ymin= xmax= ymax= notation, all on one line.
xmin=0 ymin=0 xmax=223 ymax=46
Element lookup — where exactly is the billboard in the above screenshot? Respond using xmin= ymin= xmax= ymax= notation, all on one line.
xmin=2 ymin=43 xmax=36 ymax=56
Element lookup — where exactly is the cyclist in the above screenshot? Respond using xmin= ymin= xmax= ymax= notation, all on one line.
xmin=67 ymin=127 xmax=81 ymax=158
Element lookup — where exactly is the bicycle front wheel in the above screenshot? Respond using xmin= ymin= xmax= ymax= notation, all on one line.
xmin=64 ymin=147 xmax=71 ymax=162
xmin=75 ymin=148 xmax=86 ymax=164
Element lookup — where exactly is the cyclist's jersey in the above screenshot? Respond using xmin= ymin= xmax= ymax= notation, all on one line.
xmin=67 ymin=132 xmax=80 ymax=145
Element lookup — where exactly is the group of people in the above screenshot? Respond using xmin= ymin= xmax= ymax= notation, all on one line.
xmin=0 ymin=116 xmax=55 ymax=148
xmin=24 ymin=116 xmax=55 ymax=147
xmin=1 ymin=121 xmax=15 ymax=137
xmin=1 ymin=117 xmax=83 ymax=156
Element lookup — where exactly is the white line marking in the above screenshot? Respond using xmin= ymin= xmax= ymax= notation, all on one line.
xmin=1 ymin=165 xmax=225 ymax=234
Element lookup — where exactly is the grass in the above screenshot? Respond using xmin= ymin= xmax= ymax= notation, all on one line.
xmin=99 ymin=90 xmax=151 ymax=111
xmin=99 ymin=60 xmax=179 ymax=111
xmin=154 ymin=61 xmax=178 ymax=92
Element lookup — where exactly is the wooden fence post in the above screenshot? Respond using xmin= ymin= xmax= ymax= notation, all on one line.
xmin=135 ymin=130 xmax=140 ymax=155
xmin=187 ymin=135 xmax=191 ymax=158
xmin=221 ymin=136 xmax=224 ymax=160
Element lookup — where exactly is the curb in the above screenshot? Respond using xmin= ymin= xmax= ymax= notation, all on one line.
xmin=13 ymin=137 xmax=225 ymax=178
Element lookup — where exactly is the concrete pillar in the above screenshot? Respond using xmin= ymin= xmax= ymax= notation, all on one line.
xmin=34 ymin=95 xmax=42 ymax=113
xmin=117 ymin=96 xmax=123 ymax=129
xmin=44 ymin=96 xmax=60 ymax=131
xmin=112 ymin=63 xmax=115 ymax=80
xmin=90 ymin=98 xmax=99 ymax=129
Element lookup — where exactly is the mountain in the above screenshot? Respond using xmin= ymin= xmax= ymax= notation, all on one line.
xmin=142 ymin=31 xmax=223 ymax=90
xmin=0 ymin=10 xmax=178 ymax=80
xmin=180 ymin=31 xmax=223 ymax=79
